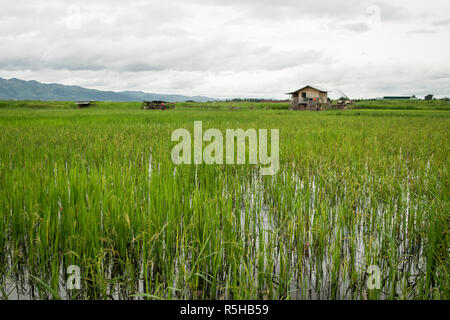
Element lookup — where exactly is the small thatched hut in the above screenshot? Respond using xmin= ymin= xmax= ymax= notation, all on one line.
xmin=75 ymin=101 xmax=95 ymax=108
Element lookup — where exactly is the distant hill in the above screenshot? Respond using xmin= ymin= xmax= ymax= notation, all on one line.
xmin=0 ymin=77 xmax=217 ymax=102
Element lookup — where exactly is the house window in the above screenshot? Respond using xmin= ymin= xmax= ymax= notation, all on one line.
xmin=301 ymin=92 xmax=306 ymax=98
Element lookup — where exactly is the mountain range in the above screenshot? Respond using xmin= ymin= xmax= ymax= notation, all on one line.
xmin=0 ymin=77 xmax=217 ymax=102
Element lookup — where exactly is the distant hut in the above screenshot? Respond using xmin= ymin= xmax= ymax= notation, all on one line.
xmin=334 ymin=90 xmax=353 ymax=110
xmin=75 ymin=101 xmax=95 ymax=108
xmin=141 ymin=101 xmax=175 ymax=110
xmin=334 ymin=99 xmax=352 ymax=110
xmin=286 ymin=85 xmax=329 ymax=111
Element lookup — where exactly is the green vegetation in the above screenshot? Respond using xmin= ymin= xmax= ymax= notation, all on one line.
xmin=0 ymin=100 xmax=448 ymax=300
xmin=353 ymin=99 xmax=450 ymax=110
xmin=2 ymin=98 xmax=449 ymax=111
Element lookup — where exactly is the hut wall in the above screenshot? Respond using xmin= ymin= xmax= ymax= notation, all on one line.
xmin=298 ymin=88 xmax=321 ymax=100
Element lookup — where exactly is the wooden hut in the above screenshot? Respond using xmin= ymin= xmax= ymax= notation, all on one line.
xmin=75 ymin=101 xmax=95 ymax=108
xmin=334 ymin=100 xmax=352 ymax=110
xmin=286 ymin=85 xmax=329 ymax=111
xmin=141 ymin=101 xmax=175 ymax=110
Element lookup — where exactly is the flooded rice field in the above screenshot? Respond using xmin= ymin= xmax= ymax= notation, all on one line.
xmin=0 ymin=107 xmax=448 ymax=300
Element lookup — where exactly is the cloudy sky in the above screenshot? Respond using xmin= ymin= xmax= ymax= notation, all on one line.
xmin=1 ymin=0 xmax=449 ymax=99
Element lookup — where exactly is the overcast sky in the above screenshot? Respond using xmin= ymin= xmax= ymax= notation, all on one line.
xmin=1 ymin=0 xmax=449 ymax=99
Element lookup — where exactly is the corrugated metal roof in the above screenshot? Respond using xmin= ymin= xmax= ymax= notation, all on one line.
xmin=286 ymin=85 xmax=328 ymax=94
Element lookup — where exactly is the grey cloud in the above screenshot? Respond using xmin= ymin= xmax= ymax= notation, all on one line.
xmin=408 ymin=29 xmax=436 ymax=34
xmin=432 ymin=18 xmax=450 ymax=26
xmin=187 ymin=0 xmax=413 ymax=22
xmin=375 ymin=3 xmax=411 ymax=22
xmin=190 ymin=0 xmax=368 ymax=18
xmin=0 ymin=32 xmax=328 ymax=73
xmin=1 ymin=0 xmax=449 ymax=98
xmin=429 ymin=74 xmax=450 ymax=80
xmin=278 ymin=62 xmax=450 ymax=99
xmin=336 ymin=22 xmax=369 ymax=32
